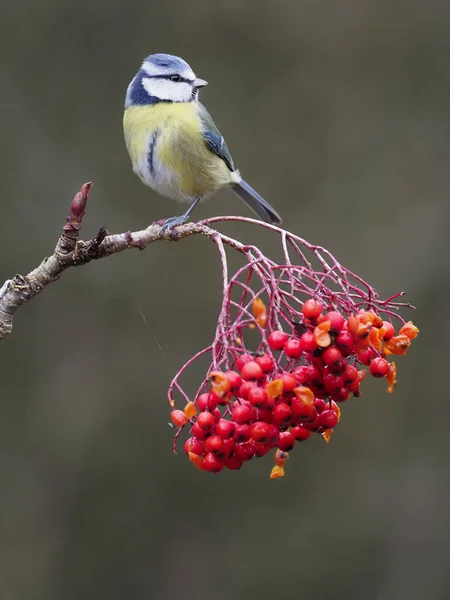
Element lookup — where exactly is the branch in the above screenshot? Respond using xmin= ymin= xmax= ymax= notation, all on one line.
xmin=0 ymin=182 xmax=413 ymax=341
xmin=0 ymin=183 xmax=244 ymax=340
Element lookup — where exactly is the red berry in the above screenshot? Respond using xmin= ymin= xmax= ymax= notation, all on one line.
xmin=322 ymin=346 xmax=343 ymax=367
xmin=343 ymin=364 xmax=358 ymax=385
xmin=170 ymin=409 xmax=188 ymax=427
xmin=335 ymin=330 xmax=354 ymax=355
xmin=232 ymin=403 xmax=254 ymax=425
xmin=291 ymin=396 xmax=314 ymax=418
xmin=329 ymin=400 xmax=340 ymax=414
xmin=245 ymin=401 xmax=257 ymax=420
xmin=311 ymin=355 xmax=324 ymax=368
xmin=234 ymin=424 xmax=251 ymax=443
xmin=222 ymin=438 xmax=236 ymax=458
xmin=257 ymin=408 xmax=274 ymax=423
xmin=212 ymin=408 xmax=221 ymax=423
xmin=299 ymin=331 xmax=318 ymax=353
xmin=241 ymin=361 xmax=263 ymax=381
xmin=347 ymin=380 xmax=361 ymax=394
xmin=323 ymin=374 xmax=344 ymax=394
xmin=319 ymin=409 xmax=339 ymax=429
xmin=314 ymin=398 xmax=326 ymax=413
xmin=272 ymin=402 xmax=293 ymax=426
xmin=280 ymin=372 xmax=298 ymax=392
xmin=236 ymin=352 xmax=253 ymax=372
xmin=197 ymin=392 xmax=220 ymax=411
xmin=291 ymin=425 xmax=311 ymax=441
xmin=192 ymin=422 xmax=210 ymax=440
xmin=284 ymin=338 xmax=303 ymax=358
xmin=253 ymin=442 xmax=270 ymax=457
xmin=250 ymin=421 xmax=271 ymax=443
xmin=358 ymin=347 xmax=377 ymax=366
xmin=304 ymin=410 xmax=321 ymax=431
xmin=382 ymin=321 xmax=395 ymax=341
xmin=248 ymin=386 xmax=268 ymax=408
xmin=292 ymin=365 xmax=312 ymax=384
xmin=197 ymin=411 xmax=215 ymax=431
xmin=256 ymin=354 xmax=275 ymax=372
xmin=302 ymin=298 xmax=323 ymax=320
xmin=331 ymin=387 xmax=350 ymax=402
xmin=203 ymin=453 xmax=224 ymax=473
xmin=205 ymin=435 xmax=225 ymax=455
xmin=261 ymin=391 xmax=275 ymax=409
xmin=216 ymin=419 xmax=235 ymax=439
xmin=225 ymin=370 xmax=242 ymax=391
xmin=323 ymin=311 xmax=345 ymax=333
xmin=309 ymin=364 xmax=324 ymax=384
xmin=184 ymin=437 xmax=205 ymax=456
xmin=267 ymin=424 xmax=280 ymax=447
xmin=235 ymin=442 xmax=256 ymax=461
xmin=330 ymin=359 xmax=347 ymax=375
xmin=268 ymin=330 xmax=289 ymax=351
xmin=370 ymin=357 xmax=390 ymax=378
xmin=224 ymin=455 xmax=243 ymax=470
xmin=278 ymin=431 xmax=295 ymax=452
xmin=238 ymin=381 xmax=254 ymax=400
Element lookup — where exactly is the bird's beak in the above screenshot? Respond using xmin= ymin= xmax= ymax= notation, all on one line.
xmin=194 ymin=77 xmax=208 ymax=88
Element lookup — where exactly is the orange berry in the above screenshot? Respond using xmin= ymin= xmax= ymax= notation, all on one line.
xmin=322 ymin=430 xmax=333 ymax=443
xmin=293 ymin=386 xmax=315 ymax=403
xmin=209 ymin=371 xmax=231 ymax=397
xmin=314 ymin=321 xmax=332 ymax=348
xmin=266 ymin=378 xmax=284 ymax=399
xmin=387 ymin=361 xmax=397 ymax=393
xmin=384 ymin=334 xmax=411 ymax=356
xmin=252 ymin=297 xmax=267 ymax=328
xmin=399 ymin=320 xmax=419 ymax=340
xmin=270 ymin=465 xmax=285 ymax=479
xmin=183 ymin=401 xmax=197 ymax=419
xmin=369 ymin=326 xmax=383 ymax=350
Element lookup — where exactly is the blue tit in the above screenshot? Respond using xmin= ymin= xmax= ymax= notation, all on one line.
xmin=123 ymin=53 xmax=282 ymax=227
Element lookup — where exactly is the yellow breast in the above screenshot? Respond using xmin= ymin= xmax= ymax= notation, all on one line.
xmin=123 ymin=103 xmax=234 ymax=200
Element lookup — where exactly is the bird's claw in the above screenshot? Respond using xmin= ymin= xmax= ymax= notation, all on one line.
xmin=160 ymin=214 xmax=190 ymax=237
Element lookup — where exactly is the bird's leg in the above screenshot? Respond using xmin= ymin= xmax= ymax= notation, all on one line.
xmin=160 ymin=197 xmax=202 ymax=233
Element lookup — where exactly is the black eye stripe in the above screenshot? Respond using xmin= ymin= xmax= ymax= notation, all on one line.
xmin=150 ymin=74 xmax=192 ymax=84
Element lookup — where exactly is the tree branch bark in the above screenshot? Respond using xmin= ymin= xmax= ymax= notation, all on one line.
xmin=0 ymin=183 xmax=238 ymax=340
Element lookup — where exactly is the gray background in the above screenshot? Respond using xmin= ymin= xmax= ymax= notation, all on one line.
xmin=0 ymin=1 xmax=449 ymax=598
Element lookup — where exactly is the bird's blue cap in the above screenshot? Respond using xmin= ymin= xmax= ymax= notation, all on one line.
xmin=143 ymin=53 xmax=193 ymax=73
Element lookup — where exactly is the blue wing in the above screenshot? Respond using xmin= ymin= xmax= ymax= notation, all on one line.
xmin=197 ymin=103 xmax=235 ymax=172
xmin=197 ymin=102 xmax=282 ymax=224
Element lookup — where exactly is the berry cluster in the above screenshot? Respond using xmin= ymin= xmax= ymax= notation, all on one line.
xmin=170 ymin=298 xmax=418 ymax=478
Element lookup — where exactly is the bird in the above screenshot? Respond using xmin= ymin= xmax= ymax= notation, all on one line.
xmin=123 ymin=53 xmax=282 ymax=228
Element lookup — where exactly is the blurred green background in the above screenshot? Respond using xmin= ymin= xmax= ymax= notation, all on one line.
xmin=0 ymin=1 xmax=449 ymax=598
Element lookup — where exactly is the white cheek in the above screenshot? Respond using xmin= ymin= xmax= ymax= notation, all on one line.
xmin=142 ymin=77 xmax=192 ymax=102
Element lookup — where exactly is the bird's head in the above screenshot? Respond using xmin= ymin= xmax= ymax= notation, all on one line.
xmin=125 ymin=53 xmax=208 ymax=107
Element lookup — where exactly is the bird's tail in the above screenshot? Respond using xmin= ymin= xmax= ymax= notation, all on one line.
xmin=231 ymin=179 xmax=282 ymax=225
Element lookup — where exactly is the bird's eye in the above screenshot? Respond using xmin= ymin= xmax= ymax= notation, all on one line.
xmin=170 ymin=74 xmax=181 ymax=82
